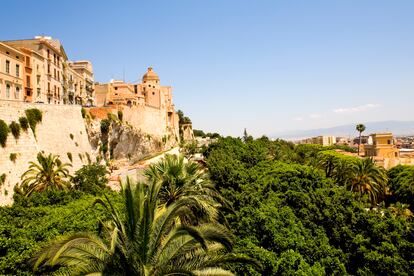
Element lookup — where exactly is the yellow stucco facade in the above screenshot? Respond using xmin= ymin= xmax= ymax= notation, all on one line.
xmin=0 ymin=43 xmax=25 ymax=101
xmin=1 ymin=36 xmax=94 ymax=105
xmin=364 ymin=133 xmax=399 ymax=158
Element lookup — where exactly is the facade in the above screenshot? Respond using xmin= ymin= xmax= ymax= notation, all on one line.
xmin=0 ymin=42 xmax=24 ymax=101
xmin=364 ymin=133 xmax=399 ymax=158
xmin=1 ymin=36 xmax=94 ymax=105
xmin=298 ymin=135 xmax=336 ymax=146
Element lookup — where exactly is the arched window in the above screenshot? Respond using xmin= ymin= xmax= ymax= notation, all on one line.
xmin=15 ymin=86 xmax=20 ymax=99
xmin=6 ymin=84 xmax=10 ymax=98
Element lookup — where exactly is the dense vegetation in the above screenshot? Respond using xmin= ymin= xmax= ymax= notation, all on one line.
xmin=205 ymin=136 xmax=414 ymax=275
xmin=2 ymin=134 xmax=414 ymax=275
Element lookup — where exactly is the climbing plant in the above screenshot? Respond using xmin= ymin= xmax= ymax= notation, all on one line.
xmin=25 ymin=108 xmax=42 ymax=135
xmin=19 ymin=117 xmax=29 ymax=131
xmin=9 ymin=121 xmax=21 ymax=139
xmin=0 ymin=119 xmax=9 ymax=147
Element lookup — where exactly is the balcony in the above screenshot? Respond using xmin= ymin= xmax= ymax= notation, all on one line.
xmin=85 ymin=78 xmax=94 ymax=85
xmin=86 ymin=84 xmax=93 ymax=92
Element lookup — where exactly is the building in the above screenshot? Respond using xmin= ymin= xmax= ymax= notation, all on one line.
xmin=92 ymin=67 xmax=179 ymax=140
xmin=364 ymin=133 xmax=399 ymax=158
xmin=297 ymin=135 xmax=336 ymax=146
xmin=0 ymin=42 xmax=24 ymax=101
xmin=1 ymin=36 xmax=94 ymax=105
xmin=68 ymin=61 xmax=94 ymax=106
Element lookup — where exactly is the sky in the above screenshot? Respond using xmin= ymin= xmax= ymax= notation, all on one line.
xmin=2 ymin=0 xmax=414 ymax=137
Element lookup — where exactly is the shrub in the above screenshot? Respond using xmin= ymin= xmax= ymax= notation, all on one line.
xmin=25 ymin=108 xmax=42 ymax=135
xmin=100 ymin=119 xmax=110 ymax=134
xmin=0 ymin=119 xmax=9 ymax=147
xmin=9 ymin=121 xmax=20 ymax=139
xmin=70 ymin=133 xmax=74 ymax=140
xmin=107 ymin=113 xmax=117 ymax=121
xmin=0 ymin=173 xmax=6 ymax=186
xmin=19 ymin=117 xmax=29 ymax=131
xmin=72 ymin=164 xmax=108 ymax=194
xmin=100 ymin=142 xmax=108 ymax=154
xmin=118 ymin=110 xmax=123 ymax=121
xmin=85 ymin=152 xmax=91 ymax=164
xmin=9 ymin=153 xmax=17 ymax=162
xmin=67 ymin=152 xmax=73 ymax=163
xmin=81 ymin=107 xmax=86 ymax=118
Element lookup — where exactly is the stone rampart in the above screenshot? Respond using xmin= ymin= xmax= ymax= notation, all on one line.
xmin=0 ymin=100 xmax=93 ymax=205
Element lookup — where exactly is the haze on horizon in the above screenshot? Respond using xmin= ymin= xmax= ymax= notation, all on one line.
xmin=3 ymin=0 xmax=414 ymax=137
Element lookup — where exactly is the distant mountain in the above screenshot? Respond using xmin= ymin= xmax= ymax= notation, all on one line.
xmin=271 ymin=121 xmax=414 ymax=140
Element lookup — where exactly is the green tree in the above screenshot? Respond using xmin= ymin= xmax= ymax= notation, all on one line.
xmin=72 ymin=164 xmax=108 ymax=194
xmin=356 ymin=123 xmax=366 ymax=156
xmin=33 ymin=179 xmax=251 ymax=275
xmin=348 ymin=158 xmax=387 ymax=206
xmin=18 ymin=152 xmax=72 ymax=196
xmin=145 ymin=154 xmax=227 ymax=224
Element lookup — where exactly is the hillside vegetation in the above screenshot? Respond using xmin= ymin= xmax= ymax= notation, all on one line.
xmin=1 ymin=136 xmax=414 ymax=275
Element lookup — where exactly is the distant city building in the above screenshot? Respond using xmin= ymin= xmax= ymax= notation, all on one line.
xmin=353 ymin=135 xmax=370 ymax=145
xmin=297 ymin=135 xmax=336 ymax=146
xmin=1 ymin=36 xmax=94 ymax=105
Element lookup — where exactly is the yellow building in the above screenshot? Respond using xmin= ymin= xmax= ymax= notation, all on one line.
xmin=0 ymin=42 xmax=24 ymax=101
xmin=2 ymin=36 xmax=94 ymax=105
xmin=68 ymin=61 xmax=94 ymax=106
xmin=94 ymin=67 xmax=179 ymax=137
xmin=298 ymin=135 xmax=336 ymax=146
xmin=364 ymin=133 xmax=399 ymax=158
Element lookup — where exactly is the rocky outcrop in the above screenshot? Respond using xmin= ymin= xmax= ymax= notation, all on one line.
xmin=85 ymin=116 xmax=178 ymax=165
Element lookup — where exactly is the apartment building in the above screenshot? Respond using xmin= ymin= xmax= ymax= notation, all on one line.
xmin=1 ymin=36 xmax=94 ymax=105
xmin=0 ymin=42 xmax=24 ymax=101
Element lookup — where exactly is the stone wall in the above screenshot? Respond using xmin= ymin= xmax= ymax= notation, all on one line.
xmin=0 ymin=100 xmax=93 ymax=205
xmin=89 ymin=105 xmax=180 ymax=141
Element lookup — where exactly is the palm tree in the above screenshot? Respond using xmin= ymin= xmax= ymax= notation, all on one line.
xmin=348 ymin=158 xmax=388 ymax=206
xmin=144 ymin=154 xmax=229 ymax=224
xmin=18 ymin=152 xmax=71 ymax=196
xmin=356 ymin=123 xmax=366 ymax=156
xmin=33 ymin=179 xmax=254 ymax=275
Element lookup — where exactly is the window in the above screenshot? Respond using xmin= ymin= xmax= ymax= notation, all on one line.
xmin=387 ymin=140 xmax=391 ymax=145
xmin=37 ymin=75 xmax=40 ymax=84
xmin=26 ymin=76 xmax=30 ymax=88
xmin=5 ymin=60 xmax=10 ymax=74
xmin=15 ymin=86 xmax=20 ymax=99
xmin=47 ymin=49 xmax=50 ymax=58
xmin=16 ymin=64 xmax=19 ymax=77
xmin=48 ymin=64 xmax=50 ymax=74
xmin=6 ymin=84 xmax=10 ymax=98
xmin=37 ymin=88 xmax=41 ymax=97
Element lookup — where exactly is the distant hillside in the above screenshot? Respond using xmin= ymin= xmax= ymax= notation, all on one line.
xmin=271 ymin=121 xmax=414 ymax=140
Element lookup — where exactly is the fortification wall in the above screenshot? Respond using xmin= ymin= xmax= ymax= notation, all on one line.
xmin=122 ymin=105 xmax=167 ymax=137
xmin=90 ymin=105 xmax=178 ymax=139
xmin=0 ymin=100 xmax=93 ymax=205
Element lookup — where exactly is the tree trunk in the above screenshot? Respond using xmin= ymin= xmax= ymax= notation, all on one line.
xmin=358 ymin=132 xmax=361 ymax=156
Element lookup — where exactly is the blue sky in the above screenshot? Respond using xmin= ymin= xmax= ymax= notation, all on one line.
xmin=2 ymin=0 xmax=414 ymax=136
